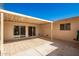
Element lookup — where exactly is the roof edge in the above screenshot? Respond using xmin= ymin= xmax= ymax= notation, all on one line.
xmin=53 ymin=16 xmax=79 ymax=22
xmin=0 ymin=9 xmax=52 ymax=22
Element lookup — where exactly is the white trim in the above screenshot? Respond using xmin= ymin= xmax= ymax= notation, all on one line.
xmin=0 ymin=9 xmax=51 ymax=22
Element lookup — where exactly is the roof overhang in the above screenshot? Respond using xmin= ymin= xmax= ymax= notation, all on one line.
xmin=0 ymin=9 xmax=51 ymax=24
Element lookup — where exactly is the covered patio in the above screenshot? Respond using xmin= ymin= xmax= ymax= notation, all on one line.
xmin=1 ymin=9 xmax=52 ymax=56
xmin=2 ymin=9 xmax=51 ymax=42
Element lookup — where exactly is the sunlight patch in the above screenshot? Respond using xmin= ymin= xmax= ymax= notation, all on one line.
xmin=35 ymin=44 xmax=58 ymax=56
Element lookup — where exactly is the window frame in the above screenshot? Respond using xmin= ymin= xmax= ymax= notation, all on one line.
xmin=60 ymin=23 xmax=71 ymax=30
xmin=14 ymin=25 xmax=26 ymax=36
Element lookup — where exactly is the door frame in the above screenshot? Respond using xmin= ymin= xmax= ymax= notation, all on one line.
xmin=28 ymin=26 xmax=36 ymax=37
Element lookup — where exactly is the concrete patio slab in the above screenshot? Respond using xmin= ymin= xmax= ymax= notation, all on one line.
xmin=4 ymin=38 xmax=79 ymax=56
xmin=35 ymin=44 xmax=58 ymax=56
xmin=4 ymin=38 xmax=52 ymax=56
xmin=47 ymin=39 xmax=79 ymax=56
xmin=16 ymin=44 xmax=58 ymax=56
xmin=16 ymin=49 xmax=42 ymax=56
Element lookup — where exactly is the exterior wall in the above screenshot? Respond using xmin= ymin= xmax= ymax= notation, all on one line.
xmin=39 ymin=23 xmax=51 ymax=39
xmin=53 ymin=17 xmax=79 ymax=42
xmin=4 ymin=21 xmax=39 ymax=41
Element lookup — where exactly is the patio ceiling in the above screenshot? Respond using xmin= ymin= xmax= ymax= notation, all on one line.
xmin=0 ymin=9 xmax=51 ymax=24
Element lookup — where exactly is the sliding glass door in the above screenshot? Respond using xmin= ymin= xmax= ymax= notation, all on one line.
xmin=77 ymin=30 xmax=79 ymax=41
xmin=14 ymin=26 xmax=36 ymax=38
xmin=32 ymin=27 xmax=36 ymax=36
xmin=21 ymin=26 xmax=26 ymax=35
xmin=28 ymin=26 xmax=36 ymax=37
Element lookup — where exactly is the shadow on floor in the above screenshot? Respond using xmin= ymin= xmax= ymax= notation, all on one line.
xmin=47 ymin=39 xmax=79 ymax=56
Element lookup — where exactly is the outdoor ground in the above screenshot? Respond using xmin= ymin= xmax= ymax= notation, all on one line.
xmin=4 ymin=37 xmax=79 ymax=56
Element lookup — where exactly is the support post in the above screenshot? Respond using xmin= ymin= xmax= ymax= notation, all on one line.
xmin=51 ymin=21 xmax=53 ymax=41
xmin=1 ymin=12 xmax=4 ymax=56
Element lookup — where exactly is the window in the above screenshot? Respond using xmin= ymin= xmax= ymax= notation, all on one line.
xmin=14 ymin=26 xmax=19 ymax=35
xmin=65 ymin=23 xmax=70 ymax=30
xmin=14 ymin=26 xmax=26 ymax=35
xmin=60 ymin=23 xmax=71 ymax=30
xmin=60 ymin=24 xmax=64 ymax=30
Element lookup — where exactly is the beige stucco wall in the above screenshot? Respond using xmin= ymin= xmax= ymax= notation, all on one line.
xmin=4 ymin=21 xmax=39 ymax=41
xmin=39 ymin=23 xmax=51 ymax=39
xmin=53 ymin=17 xmax=79 ymax=42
